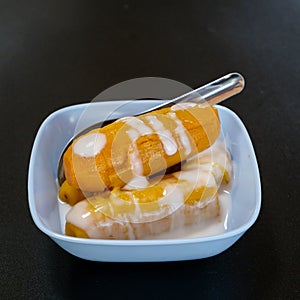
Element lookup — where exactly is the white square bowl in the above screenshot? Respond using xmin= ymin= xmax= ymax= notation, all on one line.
xmin=28 ymin=100 xmax=261 ymax=262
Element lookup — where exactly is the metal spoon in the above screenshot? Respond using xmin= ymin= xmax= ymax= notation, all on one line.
xmin=57 ymin=72 xmax=245 ymax=185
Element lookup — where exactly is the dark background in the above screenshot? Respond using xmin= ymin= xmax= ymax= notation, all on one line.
xmin=1 ymin=0 xmax=299 ymax=299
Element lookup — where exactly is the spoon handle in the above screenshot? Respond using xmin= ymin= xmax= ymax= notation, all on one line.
xmin=180 ymin=72 xmax=244 ymax=105
xmin=99 ymin=72 xmax=244 ymax=127
xmin=140 ymin=72 xmax=245 ymax=114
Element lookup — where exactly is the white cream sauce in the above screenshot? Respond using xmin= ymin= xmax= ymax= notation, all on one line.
xmin=168 ymin=112 xmax=191 ymax=155
xmin=123 ymin=176 xmax=150 ymax=190
xmin=123 ymin=117 xmax=153 ymax=176
xmin=73 ymin=132 xmax=106 ymax=157
xmin=145 ymin=115 xmax=178 ymax=155
xmin=126 ymin=128 xmax=144 ymax=176
xmin=58 ymin=190 xmax=231 ymax=239
xmin=59 ymin=140 xmax=233 ymax=239
xmin=148 ymin=190 xmax=231 ymax=239
xmin=171 ymin=102 xmax=197 ymax=111
xmin=123 ymin=117 xmax=153 ymax=135
xmin=58 ymin=199 xmax=71 ymax=233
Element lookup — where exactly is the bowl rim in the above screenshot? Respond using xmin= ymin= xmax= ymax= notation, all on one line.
xmin=28 ymin=102 xmax=261 ymax=246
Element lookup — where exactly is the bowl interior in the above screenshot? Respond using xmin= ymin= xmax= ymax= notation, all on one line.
xmin=28 ymin=101 xmax=261 ymax=238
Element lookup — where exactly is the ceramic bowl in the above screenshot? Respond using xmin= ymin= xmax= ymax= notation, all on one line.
xmin=28 ymin=100 xmax=261 ymax=262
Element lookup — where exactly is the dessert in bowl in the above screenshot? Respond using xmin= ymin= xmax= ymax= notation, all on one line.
xmin=28 ymin=100 xmax=261 ymax=261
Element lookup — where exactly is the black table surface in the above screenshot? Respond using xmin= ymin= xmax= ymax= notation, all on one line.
xmin=1 ymin=0 xmax=299 ymax=299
